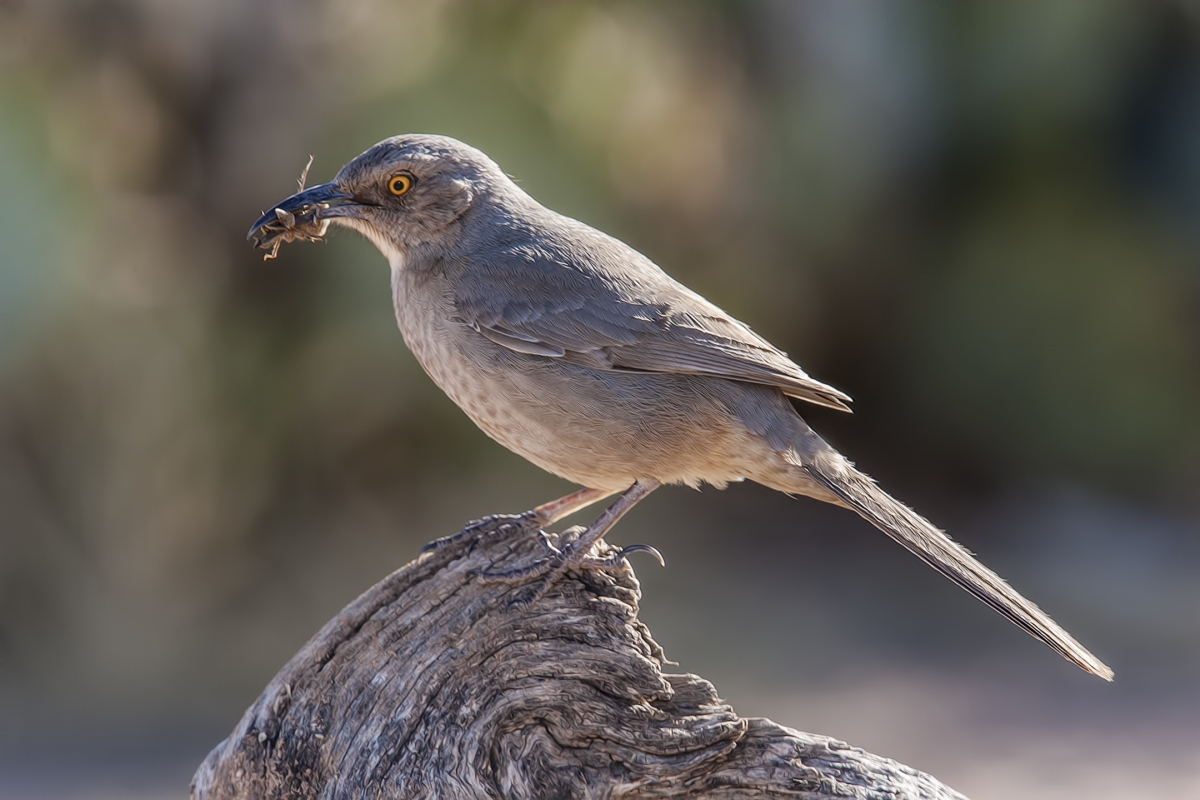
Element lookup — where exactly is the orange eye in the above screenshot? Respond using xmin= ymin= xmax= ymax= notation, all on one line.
xmin=388 ymin=173 xmax=413 ymax=196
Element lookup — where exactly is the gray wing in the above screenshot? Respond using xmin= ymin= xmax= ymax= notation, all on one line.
xmin=450 ymin=234 xmax=852 ymax=412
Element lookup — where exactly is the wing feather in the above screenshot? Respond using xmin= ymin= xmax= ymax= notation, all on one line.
xmin=450 ymin=221 xmax=852 ymax=412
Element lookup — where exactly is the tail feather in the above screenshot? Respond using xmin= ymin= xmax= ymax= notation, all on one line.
xmin=801 ymin=448 xmax=1113 ymax=681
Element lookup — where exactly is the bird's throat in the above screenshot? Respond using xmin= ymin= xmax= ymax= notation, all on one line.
xmin=334 ymin=217 xmax=407 ymax=271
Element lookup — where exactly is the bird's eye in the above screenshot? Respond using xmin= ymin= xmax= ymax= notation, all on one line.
xmin=387 ymin=173 xmax=414 ymax=196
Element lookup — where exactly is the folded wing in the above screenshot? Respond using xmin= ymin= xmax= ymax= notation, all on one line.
xmin=451 ymin=234 xmax=852 ymax=412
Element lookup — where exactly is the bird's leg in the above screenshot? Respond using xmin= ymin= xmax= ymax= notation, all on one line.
xmin=476 ymin=479 xmax=662 ymax=601
xmin=548 ymin=479 xmax=660 ymax=570
xmin=530 ymin=486 xmax=617 ymax=525
xmin=421 ymin=486 xmax=614 ymax=554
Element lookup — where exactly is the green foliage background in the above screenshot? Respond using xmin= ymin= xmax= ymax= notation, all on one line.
xmin=0 ymin=2 xmax=1197 ymax=797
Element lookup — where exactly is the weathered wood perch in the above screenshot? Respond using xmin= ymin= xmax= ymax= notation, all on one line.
xmin=191 ymin=515 xmax=968 ymax=799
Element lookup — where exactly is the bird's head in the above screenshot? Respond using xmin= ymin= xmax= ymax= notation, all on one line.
xmin=248 ymin=134 xmax=508 ymax=265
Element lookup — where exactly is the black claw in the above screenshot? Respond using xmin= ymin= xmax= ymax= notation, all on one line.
xmin=555 ymin=525 xmax=586 ymax=549
xmin=420 ymin=535 xmax=454 ymax=554
xmin=421 ymin=537 xmax=450 ymax=554
xmin=617 ymin=543 xmax=665 ymax=567
xmin=534 ymin=530 xmax=562 ymax=556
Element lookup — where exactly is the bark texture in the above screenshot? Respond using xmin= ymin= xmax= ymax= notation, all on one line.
xmin=191 ymin=516 xmax=968 ymax=800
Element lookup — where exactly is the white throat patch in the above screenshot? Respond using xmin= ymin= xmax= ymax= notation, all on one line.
xmin=334 ymin=217 xmax=406 ymax=271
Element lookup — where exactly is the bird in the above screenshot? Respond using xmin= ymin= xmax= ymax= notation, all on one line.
xmin=248 ymin=133 xmax=1112 ymax=681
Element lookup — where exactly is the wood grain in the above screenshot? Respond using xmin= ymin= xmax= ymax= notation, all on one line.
xmin=191 ymin=516 xmax=968 ymax=799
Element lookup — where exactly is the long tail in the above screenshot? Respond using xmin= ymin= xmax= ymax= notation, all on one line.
xmin=796 ymin=444 xmax=1113 ymax=681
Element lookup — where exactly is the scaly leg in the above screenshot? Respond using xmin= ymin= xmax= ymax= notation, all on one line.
xmin=531 ymin=486 xmax=616 ymax=525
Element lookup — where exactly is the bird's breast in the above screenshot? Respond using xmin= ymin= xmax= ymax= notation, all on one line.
xmin=387 ymin=265 xmax=785 ymax=492
xmin=389 ymin=267 xmax=546 ymax=464
xmin=389 ymin=267 xmax=483 ymax=406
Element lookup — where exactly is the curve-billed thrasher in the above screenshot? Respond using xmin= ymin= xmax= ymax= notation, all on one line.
xmin=248 ymin=134 xmax=1111 ymax=680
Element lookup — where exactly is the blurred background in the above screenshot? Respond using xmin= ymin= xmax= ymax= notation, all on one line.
xmin=0 ymin=1 xmax=1198 ymax=797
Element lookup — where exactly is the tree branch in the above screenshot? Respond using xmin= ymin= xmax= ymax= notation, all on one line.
xmin=191 ymin=516 xmax=968 ymax=799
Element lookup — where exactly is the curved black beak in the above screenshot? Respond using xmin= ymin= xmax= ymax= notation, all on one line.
xmin=247 ymin=182 xmax=362 ymax=251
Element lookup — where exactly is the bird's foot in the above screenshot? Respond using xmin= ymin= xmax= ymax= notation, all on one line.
xmin=421 ymin=511 xmax=540 ymax=555
xmin=552 ymin=526 xmax=665 ymax=571
xmin=474 ymin=525 xmax=664 ymax=607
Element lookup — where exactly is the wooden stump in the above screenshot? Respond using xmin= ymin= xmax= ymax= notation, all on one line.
xmin=191 ymin=516 xmax=968 ymax=799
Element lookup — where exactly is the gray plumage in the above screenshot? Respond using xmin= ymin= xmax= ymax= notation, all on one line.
xmin=249 ymin=134 xmax=1112 ymax=681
